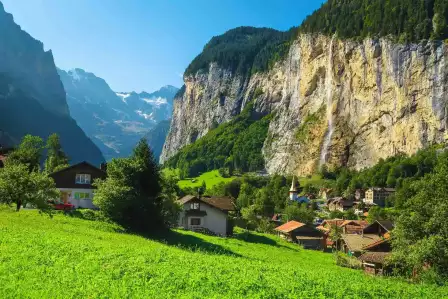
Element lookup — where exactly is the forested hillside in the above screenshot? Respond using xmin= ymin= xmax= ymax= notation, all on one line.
xmin=185 ymin=26 xmax=297 ymax=76
xmin=300 ymin=0 xmax=448 ymax=42
xmin=165 ymin=102 xmax=272 ymax=178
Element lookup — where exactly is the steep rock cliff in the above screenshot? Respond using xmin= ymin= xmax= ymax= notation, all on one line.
xmin=161 ymin=34 xmax=448 ymax=175
xmin=0 ymin=3 xmax=104 ymax=165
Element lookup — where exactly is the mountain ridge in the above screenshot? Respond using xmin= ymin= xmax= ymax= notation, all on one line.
xmin=58 ymin=67 xmax=178 ymax=160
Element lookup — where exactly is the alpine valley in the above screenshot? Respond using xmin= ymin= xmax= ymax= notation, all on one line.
xmin=58 ymin=68 xmax=178 ymax=160
xmin=161 ymin=2 xmax=448 ymax=176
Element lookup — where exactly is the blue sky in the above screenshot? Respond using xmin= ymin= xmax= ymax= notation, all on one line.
xmin=2 ymin=0 xmax=325 ymax=92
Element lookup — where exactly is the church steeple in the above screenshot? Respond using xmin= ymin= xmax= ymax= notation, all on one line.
xmin=289 ymin=176 xmax=299 ymax=201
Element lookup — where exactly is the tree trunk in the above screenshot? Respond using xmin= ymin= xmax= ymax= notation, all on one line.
xmin=16 ymin=200 xmax=22 ymax=211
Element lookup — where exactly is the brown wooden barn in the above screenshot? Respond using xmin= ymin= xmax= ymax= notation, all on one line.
xmin=275 ymin=221 xmax=325 ymax=250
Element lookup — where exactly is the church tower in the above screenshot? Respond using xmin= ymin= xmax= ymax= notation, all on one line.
xmin=289 ymin=176 xmax=299 ymax=201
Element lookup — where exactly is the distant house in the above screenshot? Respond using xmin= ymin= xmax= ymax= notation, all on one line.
xmin=355 ymin=189 xmax=366 ymax=201
xmin=339 ymin=220 xmax=368 ymax=234
xmin=274 ymin=220 xmax=325 ymax=249
xmin=49 ymin=161 xmax=106 ymax=209
xmin=317 ymin=219 xmax=368 ymax=248
xmin=339 ymin=234 xmax=383 ymax=257
xmin=363 ymin=220 xmax=394 ymax=237
xmin=328 ymin=197 xmax=354 ymax=212
xmin=177 ymin=195 xmax=235 ymax=236
xmin=337 ymin=220 xmax=394 ymax=262
xmin=358 ymin=221 xmax=394 ymax=275
xmin=365 ymin=188 xmax=395 ymax=207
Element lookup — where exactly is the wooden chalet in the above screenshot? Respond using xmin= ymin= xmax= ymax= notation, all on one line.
xmin=275 ymin=221 xmax=325 ymax=250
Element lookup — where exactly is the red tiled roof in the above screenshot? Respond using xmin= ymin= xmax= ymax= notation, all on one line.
xmin=274 ymin=221 xmax=306 ymax=233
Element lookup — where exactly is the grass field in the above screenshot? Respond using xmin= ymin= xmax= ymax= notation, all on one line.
xmin=164 ymin=169 xmax=237 ymax=189
xmin=1 ymin=207 xmax=447 ymax=298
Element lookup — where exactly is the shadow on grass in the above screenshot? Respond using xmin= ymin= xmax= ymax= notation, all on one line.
xmin=233 ymin=230 xmax=277 ymax=246
xmin=233 ymin=230 xmax=302 ymax=252
xmin=151 ymin=230 xmax=242 ymax=257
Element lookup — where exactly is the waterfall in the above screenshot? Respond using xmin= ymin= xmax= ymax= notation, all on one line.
xmin=319 ymin=36 xmax=335 ymax=168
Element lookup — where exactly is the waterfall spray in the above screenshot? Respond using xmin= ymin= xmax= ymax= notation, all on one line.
xmin=319 ymin=36 xmax=335 ymax=168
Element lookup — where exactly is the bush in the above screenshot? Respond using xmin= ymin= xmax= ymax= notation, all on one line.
xmin=334 ymin=251 xmax=362 ymax=269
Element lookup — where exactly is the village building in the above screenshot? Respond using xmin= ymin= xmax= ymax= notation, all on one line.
xmin=364 ymin=188 xmax=395 ymax=207
xmin=339 ymin=233 xmax=383 ymax=257
xmin=177 ymin=195 xmax=235 ymax=236
xmin=340 ymin=220 xmax=368 ymax=234
xmin=355 ymin=189 xmax=366 ymax=201
xmin=49 ymin=161 xmax=106 ymax=209
xmin=274 ymin=220 xmax=325 ymax=250
xmin=327 ymin=197 xmax=354 ymax=212
xmin=358 ymin=230 xmax=392 ymax=275
xmin=363 ymin=220 xmax=394 ymax=237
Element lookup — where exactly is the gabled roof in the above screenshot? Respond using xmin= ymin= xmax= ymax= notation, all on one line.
xmin=50 ymin=161 xmax=105 ymax=176
xmin=358 ymin=252 xmax=391 ymax=264
xmin=274 ymin=221 xmax=306 ymax=233
xmin=341 ymin=234 xmax=382 ymax=252
xmin=178 ymin=195 xmax=235 ymax=212
xmin=362 ymin=236 xmax=391 ymax=251
xmin=340 ymin=220 xmax=368 ymax=228
xmin=377 ymin=220 xmax=394 ymax=231
xmin=321 ymin=219 xmax=345 ymax=228
xmin=363 ymin=220 xmax=394 ymax=233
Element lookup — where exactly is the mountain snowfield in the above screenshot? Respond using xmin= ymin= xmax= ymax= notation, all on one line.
xmin=58 ymin=68 xmax=178 ymax=160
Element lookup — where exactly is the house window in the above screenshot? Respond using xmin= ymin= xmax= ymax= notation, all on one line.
xmin=74 ymin=192 xmax=90 ymax=200
xmin=75 ymin=174 xmax=91 ymax=184
xmin=190 ymin=218 xmax=201 ymax=226
xmin=190 ymin=202 xmax=200 ymax=210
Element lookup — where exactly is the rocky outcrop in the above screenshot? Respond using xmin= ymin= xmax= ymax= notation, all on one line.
xmin=161 ymin=34 xmax=448 ymax=175
xmin=0 ymin=3 xmax=104 ymax=165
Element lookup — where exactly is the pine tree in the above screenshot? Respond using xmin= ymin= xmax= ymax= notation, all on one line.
xmin=44 ymin=133 xmax=69 ymax=173
xmin=132 ymin=138 xmax=161 ymax=197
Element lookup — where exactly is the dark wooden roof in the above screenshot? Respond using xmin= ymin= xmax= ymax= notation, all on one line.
xmin=178 ymin=195 xmax=235 ymax=212
xmin=49 ymin=161 xmax=106 ymax=189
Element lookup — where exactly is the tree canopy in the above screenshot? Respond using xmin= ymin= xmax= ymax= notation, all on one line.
xmin=300 ymin=0 xmax=448 ymax=42
xmin=165 ymin=102 xmax=272 ymax=178
xmin=94 ymin=138 xmax=178 ymax=232
xmin=185 ymin=26 xmax=297 ymax=77
xmin=0 ymin=163 xmax=58 ymax=212
xmin=44 ymin=133 xmax=69 ymax=173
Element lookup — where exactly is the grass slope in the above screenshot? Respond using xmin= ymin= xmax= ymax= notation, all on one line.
xmin=164 ymin=169 xmax=237 ymax=189
xmin=1 ymin=207 xmax=447 ymax=298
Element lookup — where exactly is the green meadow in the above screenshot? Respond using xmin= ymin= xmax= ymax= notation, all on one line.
xmin=164 ymin=169 xmax=237 ymax=189
xmin=0 ymin=207 xmax=447 ymax=298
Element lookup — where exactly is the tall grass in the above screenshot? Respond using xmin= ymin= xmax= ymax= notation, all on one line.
xmin=1 ymin=207 xmax=446 ymax=298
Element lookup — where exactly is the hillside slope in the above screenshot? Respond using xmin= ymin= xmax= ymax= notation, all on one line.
xmin=161 ymin=3 xmax=448 ymax=176
xmin=1 ymin=207 xmax=446 ymax=298
xmin=0 ymin=3 xmax=104 ymax=165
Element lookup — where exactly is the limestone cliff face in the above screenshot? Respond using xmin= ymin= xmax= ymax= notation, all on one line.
xmin=161 ymin=34 xmax=448 ymax=175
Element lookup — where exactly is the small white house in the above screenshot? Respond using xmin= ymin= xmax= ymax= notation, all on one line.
xmin=49 ymin=162 xmax=106 ymax=209
xmin=177 ymin=195 xmax=235 ymax=236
